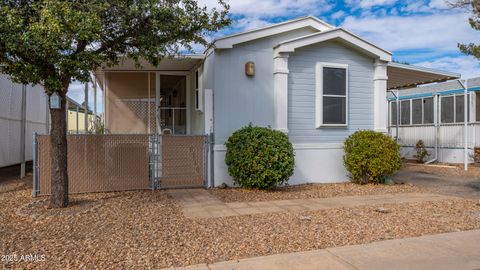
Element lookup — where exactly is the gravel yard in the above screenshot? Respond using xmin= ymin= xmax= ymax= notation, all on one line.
xmin=209 ymin=183 xmax=424 ymax=203
xmin=2 ymin=183 xmax=480 ymax=269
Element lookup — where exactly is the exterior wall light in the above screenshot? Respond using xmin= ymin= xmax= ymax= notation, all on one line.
xmin=245 ymin=61 xmax=255 ymax=76
xmin=50 ymin=92 xmax=61 ymax=109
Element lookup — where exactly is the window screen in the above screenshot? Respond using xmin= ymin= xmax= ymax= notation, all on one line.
xmin=391 ymin=102 xmax=397 ymax=126
xmin=477 ymin=93 xmax=480 ymax=122
xmin=400 ymin=100 xmax=410 ymax=125
xmin=456 ymin=95 xmax=465 ymax=123
xmin=423 ymin=97 xmax=434 ymax=124
xmin=323 ymin=96 xmax=346 ymax=124
xmin=323 ymin=67 xmax=346 ymax=95
xmin=412 ymin=99 xmax=422 ymax=124
xmin=441 ymin=96 xmax=454 ymax=123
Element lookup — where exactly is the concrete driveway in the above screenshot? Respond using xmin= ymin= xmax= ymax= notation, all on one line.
xmin=393 ymin=169 xmax=480 ymax=199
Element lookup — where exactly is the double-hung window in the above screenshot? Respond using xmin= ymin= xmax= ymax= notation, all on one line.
xmin=315 ymin=63 xmax=348 ymax=127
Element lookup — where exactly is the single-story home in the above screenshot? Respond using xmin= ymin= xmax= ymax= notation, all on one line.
xmin=93 ymin=16 xmax=461 ymax=187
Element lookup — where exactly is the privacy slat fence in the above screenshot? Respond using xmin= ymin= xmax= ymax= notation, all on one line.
xmin=160 ymin=135 xmax=206 ymax=188
xmin=35 ymin=134 xmax=150 ymax=195
xmin=33 ymin=134 xmax=208 ymax=196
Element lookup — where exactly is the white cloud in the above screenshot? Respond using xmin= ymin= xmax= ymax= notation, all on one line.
xmin=345 ymin=0 xmax=397 ymax=9
xmin=414 ymin=55 xmax=480 ymax=79
xmin=331 ymin=10 xmax=346 ymax=20
xmin=342 ymin=11 xmax=479 ymax=53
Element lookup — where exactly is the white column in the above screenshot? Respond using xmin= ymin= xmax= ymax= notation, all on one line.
xmin=273 ymin=53 xmax=289 ymax=133
xmin=373 ymin=59 xmax=388 ymax=133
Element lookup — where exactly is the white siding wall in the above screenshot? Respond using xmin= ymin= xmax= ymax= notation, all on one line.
xmin=212 ymin=28 xmax=317 ymax=145
xmin=0 ymin=74 xmax=48 ymax=167
xmin=288 ymin=40 xmax=375 ymax=144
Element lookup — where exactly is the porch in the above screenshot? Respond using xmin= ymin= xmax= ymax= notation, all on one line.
xmin=94 ymin=55 xmax=206 ymax=135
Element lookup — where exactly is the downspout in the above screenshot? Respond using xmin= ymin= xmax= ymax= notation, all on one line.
xmin=458 ymin=79 xmax=469 ymax=171
xmin=426 ymin=94 xmax=439 ymax=164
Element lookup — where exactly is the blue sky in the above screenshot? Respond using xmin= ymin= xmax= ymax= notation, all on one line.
xmin=69 ymin=0 xmax=480 ymax=112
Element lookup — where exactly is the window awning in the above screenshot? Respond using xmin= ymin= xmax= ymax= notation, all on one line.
xmin=387 ymin=62 xmax=460 ymax=90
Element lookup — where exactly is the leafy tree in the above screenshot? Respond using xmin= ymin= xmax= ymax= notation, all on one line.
xmin=451 ymin=0 xmax=480 ymax=58
xmin=0 ymin=0 xmax=230 ymax=207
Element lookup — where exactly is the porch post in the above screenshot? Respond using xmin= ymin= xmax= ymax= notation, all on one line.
xmin=93 ymin=77 xmax=97 ymax=121
xmin=204 ymin=88 xmax=214 ymax=187
xmin=273 ymin=53 xmax=289 ymax=133
xmin=155 ymin=72 xmax=161 ymax=134
xmin=84 ymin=82 xmax=89 ymax=133
xmin=373 ymin=59 xmax=388 ymax=133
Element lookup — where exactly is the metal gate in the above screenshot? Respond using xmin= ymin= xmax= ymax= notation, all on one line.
xmin=149 ymin=134 xmax=208 ymax=189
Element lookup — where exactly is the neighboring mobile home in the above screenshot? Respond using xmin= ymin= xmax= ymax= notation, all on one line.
xmin=93 ymin=16 xmax=460 ymax=187
xmin=389 ymin=77 xmax=480 ymax=164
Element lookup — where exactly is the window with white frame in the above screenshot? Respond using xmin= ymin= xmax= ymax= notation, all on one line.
xmin=315 ymin=63 xmax=348 ymax=127
xmin=194 ymin=68 xmax=203 ymax=111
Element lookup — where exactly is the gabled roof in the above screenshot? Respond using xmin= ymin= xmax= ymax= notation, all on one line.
xmin=213 ymin=16 xmax=334 ymax=49
xmin=274 ymin=28 xmax=392 ymax=61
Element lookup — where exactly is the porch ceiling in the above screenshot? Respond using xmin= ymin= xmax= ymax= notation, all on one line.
xmin=93 ymin=55 xmax=203 ymax=90
xmin=387 ymin=62 xmax=461 ymax=90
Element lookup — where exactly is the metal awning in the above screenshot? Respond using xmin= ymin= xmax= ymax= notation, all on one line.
xmin=387 ymin=62 xmax=461 ymax=90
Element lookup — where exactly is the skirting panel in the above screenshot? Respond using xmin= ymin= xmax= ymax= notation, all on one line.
xmin=212 ymin=144 xmax=349 ymax=187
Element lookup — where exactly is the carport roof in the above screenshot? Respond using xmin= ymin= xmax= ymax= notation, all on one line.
xmin=387 ymin=62 xmax=461 ymax=90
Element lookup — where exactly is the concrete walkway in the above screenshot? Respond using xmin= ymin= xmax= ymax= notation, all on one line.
xmin=395 ymin=168 xmax=480 ymax=199
xmin=165 ymin=230 xmax=480 ymax=270
xmin=168 ymin=189 xmax=453 ymax=218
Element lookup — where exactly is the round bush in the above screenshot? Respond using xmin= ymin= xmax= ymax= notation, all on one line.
xmin=225 ymin=124 xmax=295 ymax=189
xmin=343 ymin=130 xmax=401 ymax=184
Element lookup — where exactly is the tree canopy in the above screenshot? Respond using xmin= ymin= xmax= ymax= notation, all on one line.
xmin=0 ymin=0 xmax=230 ymax=93
xmin=453 ymin=0 xmax=480 ymax=59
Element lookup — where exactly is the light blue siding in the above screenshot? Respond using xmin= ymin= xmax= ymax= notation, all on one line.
xmin=212 ymin=28 xmax=317 ymax=145
xmin=288 ymin=40 xmax=375 ymax=144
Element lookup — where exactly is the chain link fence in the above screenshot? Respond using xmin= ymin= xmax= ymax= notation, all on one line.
xmin=33 ymin=134 xmax=208 ymax=196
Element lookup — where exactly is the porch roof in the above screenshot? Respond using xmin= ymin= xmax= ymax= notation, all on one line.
xmin=94 ymin=55 xmax=203 ymax=91
xmin=387 ymin=62 xmax=461 ymax=90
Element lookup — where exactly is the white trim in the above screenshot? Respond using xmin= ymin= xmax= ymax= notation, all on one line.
xmin=214 ymin=143 xmax=344 ymax=152
xmin=194 ymin=67 xmax=204 ymax=112
xmin=273 ymin=53 xmax=290 ymax=132
xmin=186 ymin=74 xmax=191 ymax=134
xmin=274 ymin=28 xmax=392 ymax=62
xmin=214 ymin=16 xmax=333 ymax=49
xmin=315 ymin=62 xmax=349 ymax=128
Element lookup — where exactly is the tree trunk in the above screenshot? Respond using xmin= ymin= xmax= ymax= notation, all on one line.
xmin=49 ymin=91 xmax=69 ymax=208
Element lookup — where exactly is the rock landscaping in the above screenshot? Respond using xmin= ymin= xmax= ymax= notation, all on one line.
xmin=1 ymin=183 xmax=480 ymax=269
xmin=208 ymin=183 xmax=424 ymax=203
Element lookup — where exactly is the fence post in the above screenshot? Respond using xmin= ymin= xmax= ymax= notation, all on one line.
xmin=32 ymin=132 xmax=39 ymax=197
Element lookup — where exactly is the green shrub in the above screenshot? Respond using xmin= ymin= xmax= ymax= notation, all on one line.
xmin=225 ymin=124 xmax=295 ymax=189
xmin=343 ymin=130 xmax=402 ymax=184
